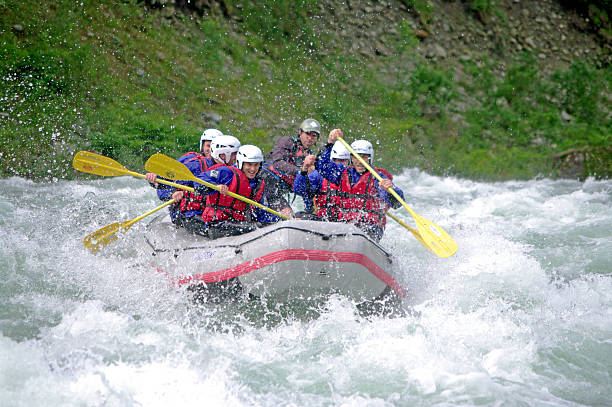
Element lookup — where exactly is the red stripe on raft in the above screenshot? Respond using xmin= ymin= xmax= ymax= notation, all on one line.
xmin=174 ymin=249 xmax=406 ymax=298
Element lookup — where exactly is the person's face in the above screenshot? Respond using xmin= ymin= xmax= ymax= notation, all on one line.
xmin=202 ymin=141 xmax=212 ymax=157
xmin=299 ymin=129 xmax=319 ymax=149
xmin=333 ymin=158 xmax=349 ymax=166
xmin=219 ymin=151 xmax=238 ymax=165
xmin=351 ymin=154 xmax=370 ymax=174
xmin=228 ymin=151 xmax=237 ymax=165
xmin=241 ymin=162 xmax=261 ymax=179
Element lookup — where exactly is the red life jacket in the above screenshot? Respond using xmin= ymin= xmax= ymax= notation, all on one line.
xmin=265 ymin=138 xmax=310 ymax=187
xmin=314 ymin=179 xmax=343 ymax=220
xmin=335 ymin=168 xmax=393 ymax=229
xmin=246 ymin=177 xmax=266 ymax=220
xmin=179 ymin=155 xmax=214 ymax=213
xmin=201 ymin=165 xmax=253 ymax=222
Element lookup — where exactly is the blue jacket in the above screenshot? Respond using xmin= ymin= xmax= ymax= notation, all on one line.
xmin=150 ymin=154 xmax=205 ymax=219
xmin=293 ymin=170 xmax=326 ymax=213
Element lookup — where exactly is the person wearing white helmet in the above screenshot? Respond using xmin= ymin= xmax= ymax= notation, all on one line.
xmin=170 ymin=135 xmax=254 ymax=236
xmin=200 ymin=128 xmax=223 ymax=158
xmin=183 ymin=141 xmax=294 ymax=238
xmin=157 ymin=135 xmax=241 ymax=235
xmin=169 ymin=129 xmax=224 ymax=220
xmin=293 ymin=140 xmax=350 ymax=216
xmin=330 ymin=140 xmax=351 ymax=163
xmin=144 ymin=128 xmax=222 ymax=223
xmin=313 ymin=132 xmax=405 ymax=241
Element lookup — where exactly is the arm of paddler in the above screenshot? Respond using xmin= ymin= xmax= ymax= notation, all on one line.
xmin=316 ymin=146 xmax=345 ymax=185
xmin=193 ymin=166 xmax=234 ymax=196
xmin=377 ymin=176 xmax=405 ymax=209
xmin=294 ymin=171 xmax=322 ymax=213
xmin=269 ymin=136 xmax=300 ymax=176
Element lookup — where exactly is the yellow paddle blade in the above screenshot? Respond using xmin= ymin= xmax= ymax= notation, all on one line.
xmin=412 ymin=214 xmax=458 ymax=258
xmin=83 ymin=221 xmax=129 ymax=253
xmin=82 ymin=201 xmax=174 ymax=253
xmin=144 ymin=153 xmax=197 ymax=182
xmin=73 ymin=151 xmax=130 ymax=177
xmin=73 ymin=151 xmax=192 ymax=191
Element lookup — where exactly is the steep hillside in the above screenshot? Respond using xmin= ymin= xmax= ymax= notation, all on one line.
xmin=1 ymin=0 xmax=610 ymax=180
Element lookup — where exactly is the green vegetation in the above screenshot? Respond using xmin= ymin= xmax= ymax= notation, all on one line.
xmin=443 ymin=55 xmax=612 ymax=178
xmin=1 ymin=0 xmax=610 ymax=181
xmin=401 ymin=0 xmax=434 ymax=25
xmin=575 ymin=0 xmax=612 ymax=41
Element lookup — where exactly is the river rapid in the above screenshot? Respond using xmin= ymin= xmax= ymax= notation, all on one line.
xmin=0 ymin=171 xmax=610 ymax=407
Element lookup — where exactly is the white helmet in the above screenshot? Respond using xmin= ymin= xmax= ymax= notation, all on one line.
xmin=236 ymin=145 xmax=264 ymax=170
xmin=200 ymin=128 xmax=222 ymax=145
xmin=350 ymin=140 xmax=374 ymax=163
xmin=330 ymin=140 xmax=350 ymax=161
xmin=211 ymin=135 xmax=241 ymax=164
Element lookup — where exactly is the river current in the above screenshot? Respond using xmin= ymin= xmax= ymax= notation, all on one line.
xmin=1 ymin=171 xmax=610 ymax=406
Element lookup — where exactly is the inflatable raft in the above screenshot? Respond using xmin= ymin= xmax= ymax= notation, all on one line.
xmin=144 ymin=216 xmax=407 ymax=305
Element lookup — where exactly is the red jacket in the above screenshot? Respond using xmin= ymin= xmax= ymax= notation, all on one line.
xmin=201 ymin=165 xmax=254 ymax=222
xmin=179 ymin=154 xmax=214 ymax=213
xmin=333 ymin=168 xmax=393 ymax=229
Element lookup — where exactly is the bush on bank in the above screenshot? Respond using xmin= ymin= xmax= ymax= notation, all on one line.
xmin=1 ymin=0 xmax=610 ymax=181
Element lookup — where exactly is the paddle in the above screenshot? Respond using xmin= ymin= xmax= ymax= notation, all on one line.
xmin=385 ymin=211 xmax=430 ymax=251
xmin=83 ymin=200 xmax=174 ymax=253
xmin=73 ymin=150 xmax=193 ymax=191
xmin=144 ymin=153 xmax=290 ymax=220
xmin=337 ymin=137 xmax=458 ymax=258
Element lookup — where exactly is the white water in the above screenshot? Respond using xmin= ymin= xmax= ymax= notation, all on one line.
xmin=1 ymin=172 xmax=610 ymax=406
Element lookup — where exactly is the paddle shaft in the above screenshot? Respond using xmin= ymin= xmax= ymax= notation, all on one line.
xmin=337 ymin=137 xmax=417 ymax=218
xmin=126 ymin=200 xmax=175 ymax=229
xmin=145 ymin=153 xmax=290 ymax=220
xmin=195 ymin=178 xmax=289 ymax=220
xmin=385 ymin=211 xmax=429 ymax=250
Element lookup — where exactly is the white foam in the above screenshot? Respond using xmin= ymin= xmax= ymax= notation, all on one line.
xmin=1 ymin=173 xmax=611 ymax=406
